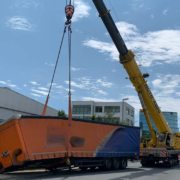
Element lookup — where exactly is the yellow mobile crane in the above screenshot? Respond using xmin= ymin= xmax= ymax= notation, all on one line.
xmin=93 ymin=0 xmax=180 ymax=167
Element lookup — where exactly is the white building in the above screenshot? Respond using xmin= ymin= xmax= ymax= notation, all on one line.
xmin=72 ymin=101 xmax=135 ymax=125
xmin=0 ymin=87 xmax=58 ymax=121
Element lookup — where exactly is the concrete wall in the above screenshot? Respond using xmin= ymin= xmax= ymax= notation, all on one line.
xmin=0 ymin=87 xmax=58 ymax=120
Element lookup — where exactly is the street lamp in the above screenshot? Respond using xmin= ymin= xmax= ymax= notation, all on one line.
xmin=122 ymin=98 xmax=129 ymax=123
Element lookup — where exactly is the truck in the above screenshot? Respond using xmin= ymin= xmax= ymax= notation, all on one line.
xmin=0 ymin=115 xmax=140 ymax=173
xmin=93 ymin=0 xmax=180 ymax=167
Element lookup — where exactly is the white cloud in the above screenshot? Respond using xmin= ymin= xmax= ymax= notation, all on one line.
xmin=45 ymin=62 xmax=54 ymax=67
xmin=12 ymin=0 xmax=39 ymax=9
xmin=65 ymin=77 xmax=114 ymax=90
xmin=75 ymin=29 xmax=83 ymax=33
xmin=71 ymin=67 xmax=84 ymax=71
xmin=126 ymin=84 xmax=134 ymax=89
xmin=65 ymin=81 xmax=85 ymax=89
xmin=8 ymin=84 xmax=18 ymax=88
xmin=152 ymin=74 xmax=180 ymax=95
xmin=65 ymin=88 xmax=75 ymax=92
xmin=38 ymin=87 xmax=49 ymax=91
xmin=24 ymin=84 xmax=27 ymax=87
xmin=132 ymin=0 xmax=144 ymax=11
xmin=0 ymin=81 xmax=19 ymax=89
xmin=30 ymin=81 xmax=40 ymax=85
xmin=0 ymin=81 xmax=6 ymax=84
xmin=97 ymin=79 xmax=114 ymax=88
xmin=72 ymin=0 xmax=91 ymax=22
xmin=163 ymin=9 xmax=168 ymax=15
xmin=81 ymin=97 xmax=118 ymax=102
xmin=83 ymin=21 xmax=180 ymax=67
xmin=97 ymin=90 xmax=108 ymax=95
xmin=54 ymin=85 xmax=64 ymax=89
xmin=31 ymin=93 xmax=42 ymax=97
xmin=151 ymin=14 xmax=154 ymax=19
xmin=31 ymin=89 xmax=48 ymax=96
xmin=112 ymin=69 xmax=116 ymax=73
xmin=47 ymin=83 xmax=57 ymax=87
xmin=6 ymin=16 xmax=34 ymax=31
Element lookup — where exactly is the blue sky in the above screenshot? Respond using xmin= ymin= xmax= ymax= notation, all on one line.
xmin=1 ymin=0 xmax=180 ymax=127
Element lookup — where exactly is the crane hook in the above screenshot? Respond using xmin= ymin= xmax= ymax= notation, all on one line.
xmin=65 ymin=1 xmax=74 ymax=25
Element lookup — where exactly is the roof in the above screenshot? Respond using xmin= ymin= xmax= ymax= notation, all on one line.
xmin=0 ymin=87 xmax=57 ymax=111
xmin=0 ymin=87 xmax=58 ymax=116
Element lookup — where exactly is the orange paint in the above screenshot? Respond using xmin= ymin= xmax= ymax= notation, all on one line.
xmin=0 ymin=117 xmax=118 ymax=171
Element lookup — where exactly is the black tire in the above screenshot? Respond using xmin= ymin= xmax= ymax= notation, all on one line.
xmin=119 ymin=158 xmax=127 ymax=169
xmin=90 ymin=166 xmax=96 ymax=170
xmin=141 ymin=158 xmax=148 ymax=167
xmin=104 ymin=158 xmax=112 ymax=170
xmin=48 ymin=167 xmax=57 ymax=174
xmin=112 ymin=158 xmax=120 ymax=170
xmin=79 ymin=167 xmax=88 ymax=171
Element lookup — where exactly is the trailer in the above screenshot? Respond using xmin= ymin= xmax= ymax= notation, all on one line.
xmin=0 ymin=115 xmax=140 ymax=173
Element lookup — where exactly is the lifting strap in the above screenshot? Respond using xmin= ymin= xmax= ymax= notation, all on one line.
xmin=42 ymin=25 xmax=67 ymax=116
xmin=42 ymin=0 xmax=74 ymax=159
xmin=42 ymin=0 xmax=74 ymax=117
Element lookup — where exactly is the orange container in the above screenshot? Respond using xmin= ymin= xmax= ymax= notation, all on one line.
xmin=0 ymin=115 xmax=140 ymax=172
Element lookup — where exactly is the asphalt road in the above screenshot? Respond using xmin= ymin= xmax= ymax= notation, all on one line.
xmin=1 ymin=162 xmax=180 ymax=180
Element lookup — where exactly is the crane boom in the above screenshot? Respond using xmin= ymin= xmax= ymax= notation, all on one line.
xmin=92 ymin=0 xmax=172 ymax=136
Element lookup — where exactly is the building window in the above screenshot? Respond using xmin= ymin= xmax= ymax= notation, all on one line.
xmin=131 ymin=110 xmax=134 ymax=117
xmin=104 ymin=106 xmax=120 ymax=113
xmin=95 ymin=106 xmax=102 ymax=113
xmin=130 ymin=120 xmax=134 ymax=126
xmin=126 ymin=107 xmax=130 ymax=115
xmin=126 ymin=118 xmax=129 ymax=123
xmin=72 ymin=105 xmax=91 ymax=114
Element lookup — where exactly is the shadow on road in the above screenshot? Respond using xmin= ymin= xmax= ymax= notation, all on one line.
xmin=31 ymin=167 xmax=144 ymax=180
xmin=110 ymin=163 xmax=180 ymax=180
xmin=2 ymin=163 xmax=180 ymax=180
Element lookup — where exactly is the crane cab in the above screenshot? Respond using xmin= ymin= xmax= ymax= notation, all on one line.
xmin=157 ymin=132 xmax=171 ymax=148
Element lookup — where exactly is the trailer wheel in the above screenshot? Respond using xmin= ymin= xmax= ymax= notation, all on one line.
xmin=112 ymin=158 xmax=120 ymax=170
xmin=47 ymin=167 xmax=57 ymax=174
xmin=79 ymin=167 xmax=88 ymax=171
xmin=90 ymin=166 xmax=97 ymax=170
xmin=104 ymin=158 xmax=112 ymax=170
xmin=119 ymin=158 xmax=127 ymax=169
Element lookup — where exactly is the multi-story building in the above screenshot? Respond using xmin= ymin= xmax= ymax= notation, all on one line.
xmin=72 ymin=101 xmax=135 ymax=125
xmin=0 ymin=87 xmax=58 ymax=121
xmin=139 ymin=111 xmax=179 ymax=135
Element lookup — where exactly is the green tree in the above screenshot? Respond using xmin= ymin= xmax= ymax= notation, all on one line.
xmin=97 ymin=116 xmax=103 ymax=122
xmin=119 ymin=120 xmax=129 ymax=125
xmin=91 ymin=115 xmax=96 ymax=121
xmin=141 ymin=133 xmax=152 ymax=142
xmin=58 ymin=109 xmax=67 ymax=117
xmin=104 ymin=110 xmax=115 ymax=123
